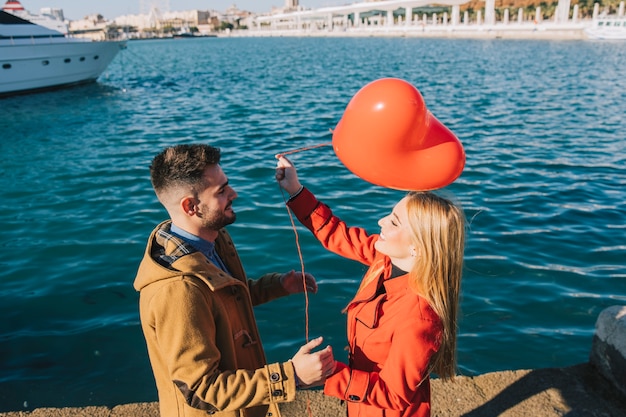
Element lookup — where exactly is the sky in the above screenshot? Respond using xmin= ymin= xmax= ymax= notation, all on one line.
xmin=16 ymin=0 xmax=347 ymax=20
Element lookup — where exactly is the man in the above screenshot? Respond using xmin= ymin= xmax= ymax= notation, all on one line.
xmin=134 ymin=144 xmax=335 ymax=417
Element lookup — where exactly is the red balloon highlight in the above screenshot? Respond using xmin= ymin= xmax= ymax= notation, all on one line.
xmin=332 ymin=78 xmax=465 ymax=191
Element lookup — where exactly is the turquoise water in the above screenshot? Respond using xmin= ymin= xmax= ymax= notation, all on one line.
xmin=1 ymin=37 xmax=625 ymax=411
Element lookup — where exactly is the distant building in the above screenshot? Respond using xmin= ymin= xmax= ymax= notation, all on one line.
xmin=39 ymin=7 xmax=64 ymax=21
xmin=161 ymin=10 xmax=213 ymax=31
xmin=68 ymin=14 xmax=109 ymax=40
xmin=222 ymin=4 xmax=253 ymax=27
xmin=109 ymin=5 xmax=261 ymax=37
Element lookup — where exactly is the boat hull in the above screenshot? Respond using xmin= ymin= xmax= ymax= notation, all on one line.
xmin=0 ymin=40 xmax=125 ymax=96
xmin=584 ymin=30 xmax=626 ymax=40
xmin=584 ymin=18 xmax=626 ymax=40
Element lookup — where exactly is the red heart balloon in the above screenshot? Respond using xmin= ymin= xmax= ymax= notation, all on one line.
xmin=332 ymin=78 xmax=465 ymax=191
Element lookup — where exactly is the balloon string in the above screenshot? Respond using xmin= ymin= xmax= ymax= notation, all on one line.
xmin=306 ymin=395 xmax=313 ymax=417
xmin=279 ymin=185 xmax=310 ymax=344
xmin=275 ymin=142 xmax=331 ymax=342
xmin=279 ymin=188 xmax=315 ymax=417
xmin=277 ymin=142 xmax=332 ymax=157
xmin=276 ymin=144 xmax=327 ymax=417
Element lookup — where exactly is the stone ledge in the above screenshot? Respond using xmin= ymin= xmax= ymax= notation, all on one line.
xmin=590 ymin=305 xmax=626 ymax=398
xmin=3 ymin=305 xmax=625 ymax=417
xmin=2 ymin=363 xmax=625 ymax=417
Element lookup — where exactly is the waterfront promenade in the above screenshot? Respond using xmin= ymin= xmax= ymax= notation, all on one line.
xmin=226 ymin=0 xmax=626 ymax=40
xmin=2 ymin=306 xmax=625 ymax=417
xmin=226 ymin=22 xmax=590 ymax=40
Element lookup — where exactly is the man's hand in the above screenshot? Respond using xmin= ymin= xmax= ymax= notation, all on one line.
xmin=291 ymin=337 xmax=336 ymax=388
xmin=280 ymin=270 xmax=318 ymax=294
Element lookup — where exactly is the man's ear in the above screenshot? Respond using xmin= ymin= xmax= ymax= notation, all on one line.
xmin=181 ymin=197 xmax=196 ymax=216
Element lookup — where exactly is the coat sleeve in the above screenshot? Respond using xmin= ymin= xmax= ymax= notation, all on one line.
xmin=215 ymin=228 xmax=290 ymax=306
xmin=247 ymin=272 xmax=290 ymax=306
xmin=287 ymin=187 xmax=379 ymax=266
xmin=323 ymin=314 xmax=440 ymax=410
xmin=151 ymin=278 xmax=297 ymax=412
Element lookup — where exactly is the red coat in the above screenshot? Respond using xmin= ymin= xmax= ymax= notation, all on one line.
xmin=288 ymin=188 xmax=442 ymax=417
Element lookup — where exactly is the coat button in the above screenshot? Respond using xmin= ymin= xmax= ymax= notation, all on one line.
xmin=270 ymin=372 xmax=280 ymax=382
xmin=348 ymin=395 xmax=360 ymax=401
xmin=272 ymin=389 xmax=283 ymax=396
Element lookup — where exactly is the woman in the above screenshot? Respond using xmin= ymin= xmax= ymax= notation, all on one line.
xmin=275 ymin=155 xmax=466 ymax=417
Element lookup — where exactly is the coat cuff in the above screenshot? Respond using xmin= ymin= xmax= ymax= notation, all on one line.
xmin=265 ymin=362 xmax=297 ymax=404
xmin=324 ymin=363 xmax=369 ymax=403
xmin=343 ymin=368 xmax=369 ymax=402
xmin=286 ymin=187 xmax=319 ymax=219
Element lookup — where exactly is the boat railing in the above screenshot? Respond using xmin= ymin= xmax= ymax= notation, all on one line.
xmin=592 ymin=14 xmax=626 ymax=22
xmin=1 ymin=33 xmax=75 ymax=45
xmin=591 ymin=16 xmax=626 ymax=27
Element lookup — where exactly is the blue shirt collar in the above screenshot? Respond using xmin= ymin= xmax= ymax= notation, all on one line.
xmin=170 ymin=224 xmax=215 ymax=253
xmin=169 ymin=224 xmax=229 ymax=273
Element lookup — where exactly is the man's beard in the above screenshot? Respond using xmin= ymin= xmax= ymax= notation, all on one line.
xmin=198 ymin=205 xmax=236 ymax=231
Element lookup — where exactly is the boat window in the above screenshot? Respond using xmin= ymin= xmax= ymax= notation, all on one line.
xmin=80 ymin=57 xmax=85 ymax=62
xmin=42 ymin=60 xmax=49 ymax=66
xmin=2 ymin=63 xmax=11 ymax=69
xmin=94 ymin=55 xmax=100 ymax=60
xmin=64 ymin=58 xmax=71 ymax=63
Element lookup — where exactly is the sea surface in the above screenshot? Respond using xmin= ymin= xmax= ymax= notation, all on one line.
xmin=1 ymin=36 xmax=625 ymax=411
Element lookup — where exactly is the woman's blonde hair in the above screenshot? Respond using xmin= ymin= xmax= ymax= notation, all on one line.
xmin=405 ymin=191 xmax=466 ymax=381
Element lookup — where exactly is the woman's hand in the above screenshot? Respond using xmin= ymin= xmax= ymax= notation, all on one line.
xmin=275 ymin=155 xmax=303 ymax=196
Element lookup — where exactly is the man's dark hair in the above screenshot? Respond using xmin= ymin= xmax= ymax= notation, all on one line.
xmin=150 ymin=144 xmax=221 ymax=194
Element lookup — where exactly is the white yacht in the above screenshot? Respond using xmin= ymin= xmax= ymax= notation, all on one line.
xmin=2 ymin=0 xmax=67 ymax=33
xmin=0 ymin=2 xmax=125 ymax=96
xmin=585 ymin=16 xmax=626 ymax=40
